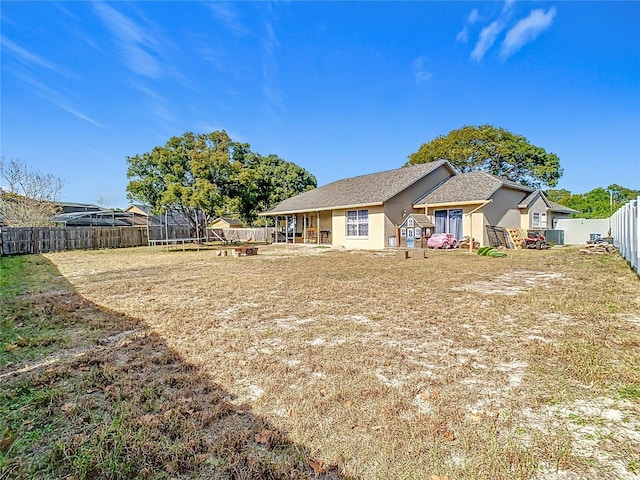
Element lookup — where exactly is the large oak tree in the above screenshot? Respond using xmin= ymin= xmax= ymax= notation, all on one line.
xmin=126 ymin=131 xmax=316 ymax=235
xmin=407 ymin=125 xmax=563 ymax=189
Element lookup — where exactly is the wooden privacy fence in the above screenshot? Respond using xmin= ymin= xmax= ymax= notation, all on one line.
xmin=0 ymin=226 xmax=149 ymax=256
xmin=611 ymin=196 xmax=639 ymax=273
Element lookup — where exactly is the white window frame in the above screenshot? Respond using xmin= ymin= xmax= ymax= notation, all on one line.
xmin=415 ymin=227 xmax=421 ymax=238
xmin=346 ymin=209 xmax=369 ymax=238
xmin=533 ymin=212 xmax=541 ymax=228
xmin=407 ymin=217 xmax=414 ymax=228
xmin=400 ymin=227 xmax=406 ymax=237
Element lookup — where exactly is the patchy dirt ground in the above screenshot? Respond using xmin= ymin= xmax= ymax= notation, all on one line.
xmin=34 ymin=243 xmax=640 ymax=479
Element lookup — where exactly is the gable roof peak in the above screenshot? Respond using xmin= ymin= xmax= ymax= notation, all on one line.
xmin=262 ymin=160 xmax=454 ymax=215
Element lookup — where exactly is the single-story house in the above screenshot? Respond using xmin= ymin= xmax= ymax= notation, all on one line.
xmin=261 ymin=161 xmax=574 ymax=249
xmin=210 ymin=217 xmax=244 ymax=229
xmin=261 ymin=161 xmax=456 ymax=249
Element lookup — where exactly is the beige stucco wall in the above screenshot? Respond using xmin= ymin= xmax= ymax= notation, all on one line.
xmin=332 ymin=205 xmax=386 ymax=250
xmin=482 ymin=188 xmax=526 ymax=229
xmin=423 ymin=204 xmax=488 ymax=245
xmin=422 ymin=187 xmax=538 ymax=246
xmin=524 ymin=196 xmax=549 ymax=229
xmin=383 ymin=164 xmax=455 ymax=245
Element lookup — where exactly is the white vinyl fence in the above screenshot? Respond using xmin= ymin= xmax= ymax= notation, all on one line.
xmin=554 ymin=218 xmax=610 ymax=245
xmin=611 ymin=196 xmax=639 ymax=273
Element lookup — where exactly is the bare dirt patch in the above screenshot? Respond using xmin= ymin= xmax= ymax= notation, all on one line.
xmin=38 ymin=243 xmax=640 ymax=479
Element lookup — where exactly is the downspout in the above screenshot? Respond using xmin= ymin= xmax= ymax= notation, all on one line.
xmin=466 ymin=200 xmax=493 ymax=253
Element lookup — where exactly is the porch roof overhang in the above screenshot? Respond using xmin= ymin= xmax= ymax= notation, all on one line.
xmin=259 ymin=201 xmax=384 ymax=216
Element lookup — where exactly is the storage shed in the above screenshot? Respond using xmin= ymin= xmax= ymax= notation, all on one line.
xmin=210 ymin=217 xmax=244 ymax=229
xmin=398 ymin=214 xmax=434 ymax=248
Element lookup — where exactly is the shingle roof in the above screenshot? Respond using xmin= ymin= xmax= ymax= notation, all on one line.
xmin=414 ymin=171 xmax=534 ymax=206
xmin=216 ymin=217 xmax=243 ymax=226
xmin=518 ymin=190 xmax=552 ymax=209
xmin=548 ymin=201 xmax=578 ymax=214
xmin=262 ymin=161 xmax=450 ymax=215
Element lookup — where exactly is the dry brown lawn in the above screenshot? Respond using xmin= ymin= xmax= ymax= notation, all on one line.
xmin=40 ymin=243 xmax=640 ymax=479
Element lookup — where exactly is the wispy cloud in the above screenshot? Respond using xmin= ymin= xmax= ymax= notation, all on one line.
xmin=1 ymin=36 xmax=72 ymax=77
xmin=207 ymin=2 xmax=248 ymax=35
xmin=471 ymin=20 xmax=505 ymax=61
xmin=412 ymin=57 xmax=432 ymax=84
xmin=93 ymin=2 xmax=161 ymax=78
xmin=52 ymin=2 xmax=79 ymax=21
xmin=500 ymin=7 xmax=557 ymax=59
xmin=15 ymin=71 xmax=104 ymax=128
xmin=456 ymin=8 xmax=480 ymax=43
xmin=261 ymin=20 xmax=285 ymax=115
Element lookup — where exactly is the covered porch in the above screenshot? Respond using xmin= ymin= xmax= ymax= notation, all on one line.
xmin=265 ymin=210 xmax=333 ymax=245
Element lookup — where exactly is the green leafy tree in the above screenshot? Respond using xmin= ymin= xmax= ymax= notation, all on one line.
xmin=545 ymin=188 xmax=572 ymax=204
xmin=550 ymin=185 xmax=640 ymax=219
xmin=126 ymin=131 xmax=316 ymax=233
xmin=407 ymin=125 xmax=563 ymax=189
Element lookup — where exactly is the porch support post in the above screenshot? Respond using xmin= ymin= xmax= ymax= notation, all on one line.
xmin=317 ymin=211 xmax=320 ymax=244
xmin=466 ymin=200 xmax=493 ymax=252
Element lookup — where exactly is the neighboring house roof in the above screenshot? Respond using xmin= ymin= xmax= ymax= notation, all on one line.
xmin=124 ymin=205 xmax=193 ymax=225
xmin=125 ymin=204 xmax=152 ymax=215
xmin=414 ymin=171 xmax=534 ymax=206
xmin=58 ymin=202 xmax=102 ymax=213
xmin=263 ymin=161 xmax=452 ymax=215
xmin=212 ymin=217 xmax=243 ymax=227
xmin=548 ymin=201 xmax=579 ymax=214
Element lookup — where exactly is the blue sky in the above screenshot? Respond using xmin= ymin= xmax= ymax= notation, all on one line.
xmin=1 ymin=1 xmax=639 ymax=208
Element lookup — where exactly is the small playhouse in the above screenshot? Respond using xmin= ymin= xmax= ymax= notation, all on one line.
xmin=398 ymin=213 xmax=434 ymax=248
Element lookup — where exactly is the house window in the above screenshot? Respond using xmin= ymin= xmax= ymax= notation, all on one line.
xmin=415 ymin=227 xmax=421 ymax=238
xmin=400 ymin=227 xmax=406 ymax=237
xmin=407 ymin=217 xmax=414 ymax=228
xmin=346 ymin=209 xmax=368 ymax=237
xmin=532 ymin=212 xmax=547 ymax=229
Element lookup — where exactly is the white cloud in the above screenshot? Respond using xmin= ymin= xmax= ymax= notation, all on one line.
xmin=412 ymin=57 xmax=432 ymax=84
xmin=471 ymin=20 xmax=504 ymax=61
xmin=468 ymin=8 xmax=481 ymax=24
xmin=456 ymin=8 xmax=480 ymax=43
xmin=502 ymin=0 xmax=516 ymax=14
xmin=500 ymin=7 xmax=557 ymax=59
